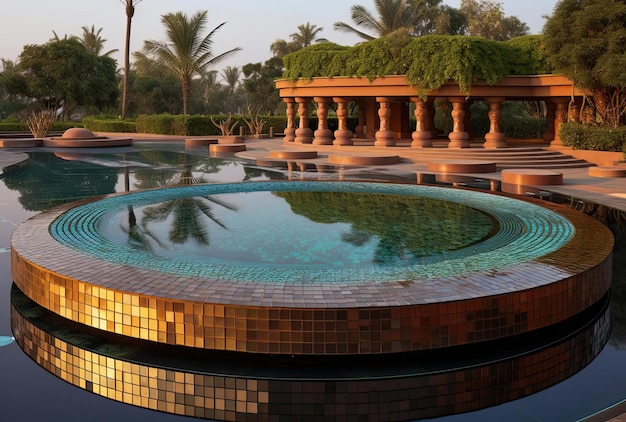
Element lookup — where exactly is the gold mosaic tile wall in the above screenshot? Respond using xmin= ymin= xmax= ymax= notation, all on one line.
xmin=11 ymin=248 xmax=613 ymax=355
xmin=11 ymin=295 xmax=611 ymax=421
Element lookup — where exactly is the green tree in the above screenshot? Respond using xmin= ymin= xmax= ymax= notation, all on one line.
xmin=0 ymin=59 xmax=28 ymax=117
xmin=222 ymin=66 xmax=241 ymax=95
xmin=121 ymin=0 xmax=143 ymax=119
xmin=270 ymin=22 xmax=327 ymax=61
xmin=7 ymin=39 xmax=118 ymax=118
xmin=221 ymin=66 xmax=243 ymax=113
xmin=460 ymin=0 xmax=529 ymax=41
xmin=242 ymin=57 xmax=283 ymax=115
xmin=290 ymin=22 xmax=328 ymax=47
xmin=408 ymin=0 xmax=457 ymax=36
xmin=543 ymin=0 xmax=626 ymax=126
xmin=433 ymin=4 xmax=468 ymax=35
xmin=80 ymin=25 xmax=118 ymax=57
xmin=133 ymin=10 xmax=241 ymax=115
xmin=333 ymin=0 xmax=417 ymax=41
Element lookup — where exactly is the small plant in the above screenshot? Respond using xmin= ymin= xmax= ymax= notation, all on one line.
xmin=25 ymin=109 xmax=56 ymax=137
xmin=210 ymin=114 xmax=239 ymax=136
xmin=242 ymin=106 xmax=266 ymax=135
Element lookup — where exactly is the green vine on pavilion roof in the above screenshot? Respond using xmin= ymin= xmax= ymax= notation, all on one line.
xmin=282 ymin=34 xmax=550 ymax=98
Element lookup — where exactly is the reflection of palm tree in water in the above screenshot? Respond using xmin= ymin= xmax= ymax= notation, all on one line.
xmin=141 ymin=194 xmax=236 ymax=245
xmin=125 ymin=160 xmax=237 ymax=249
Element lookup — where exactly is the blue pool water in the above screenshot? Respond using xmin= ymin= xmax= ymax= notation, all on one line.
xmin=52 ymin=181 xmax=573 ymax=284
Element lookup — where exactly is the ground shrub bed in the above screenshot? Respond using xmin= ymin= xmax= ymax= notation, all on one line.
xmin=560 ymin=123 xmax=626 ymax=152
xmin=82 ymin=117 xmax=135 ymax=133
xmin=0 ymin=121 xmax=82 ymax=132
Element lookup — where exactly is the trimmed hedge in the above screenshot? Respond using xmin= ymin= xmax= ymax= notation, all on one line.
xmin=0 ymin=121 xmax=82 ymax=132
xmin=133 ymin=114 xmax=291 ymax=136
xmin=82 ymin=117 xmax=135 ymax=133
xmin=0 ymin=122 xmax=28 ymax=131
xmin=560 ymin=123 xmax=626 ymax=151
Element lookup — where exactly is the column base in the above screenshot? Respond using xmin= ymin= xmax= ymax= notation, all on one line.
xmin=484 ymin=132 xmax=507 ymax=149
xmin=448 ymin=131 xmax=470 ymax=148
xmin=333 ymin=130 xmax=353 ymax=146
xmin=295 ymin=128 xmax=313 ymax=144
xmin=283 ymin=128 xmax=296 ymax=143
xmin=374 ymin=130 xmax=396 ymax=147
xmin=313 ymin=129 xmax=334 ymax=145
xmin=411 ymin=131 xmax=433 ymax=148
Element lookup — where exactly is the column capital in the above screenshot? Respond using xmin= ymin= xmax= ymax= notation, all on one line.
xmin=332 ymin=97 xmax=352 ymax=104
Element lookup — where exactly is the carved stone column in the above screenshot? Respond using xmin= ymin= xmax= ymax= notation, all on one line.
xmin=294 ymin=97 xmax=313 ymax=144
xmin=410 ymin=97 xmax=432 ymax=148
xmin=374 ymin=97 xmax=396 ymax=147
xmin=484 ymin=97 xmax=507 ymax=149
xmin=283 ymin=98 xmax=296 ymax=143
xmin=312 ymin=97 xmax=333 ymax=145
xmin=551 ymin=98 xmax=569 ymax=147
xmin=425 ymin=98 xmax=438 ymax=138
xmin=448 ymin=97 xmax=470 ymax=148
xmin=543 ymin=101 xmax=556 ymax=143
xmin=333 ymin=97 xmax=353 ymax=146
xmin=355 ymin=101 xmax=366 ymax=138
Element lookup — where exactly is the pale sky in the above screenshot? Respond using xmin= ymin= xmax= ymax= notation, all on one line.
xmin=0 ymin=0 xmax=559 ymax=79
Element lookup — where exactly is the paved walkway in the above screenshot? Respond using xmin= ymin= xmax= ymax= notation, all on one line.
xmin=2 ymin=137 xmax=626 ymax=212
xmin=234 ymin=137 xmax=626 ymax=212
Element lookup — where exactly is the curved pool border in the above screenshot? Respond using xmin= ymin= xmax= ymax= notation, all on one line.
xmin=11 ymin=181 xmax=614 ymax=355
xmin=52 ymin=181 xmax=575 ymax=284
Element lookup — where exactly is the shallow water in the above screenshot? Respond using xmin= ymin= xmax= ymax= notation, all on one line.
xmin=1 ymin=143 xmax=625 ymax=421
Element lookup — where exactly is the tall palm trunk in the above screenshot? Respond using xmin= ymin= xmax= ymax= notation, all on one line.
xmin=182 ymin=77 xmax=190 ymax=116
xmin=121 ymin=1 xmax=135 ymax=119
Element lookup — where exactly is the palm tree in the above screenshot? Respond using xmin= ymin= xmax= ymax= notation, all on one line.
xmin=80 ymin=25 xmax=118 ymax=57
xmin=221 ymin=66 xmax=240 ymax=113
xmin=333 ymin=0 xmax=417 ymax=41
xmin=222 ymin=66 xmax=240 ymax=93
xmin=133 ymin=10 xmax=241 ymax=115
xmin=289 ymin=22 xmax=327 ymax=48
xmin=121 ymin=0 xmax=143 ymax=119
xmin=50 ymin=30 xmax=78 ymax=42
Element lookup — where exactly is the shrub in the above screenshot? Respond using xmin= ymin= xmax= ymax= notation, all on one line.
xmin=26 ymin=110 xmax=56 ymax=137
xmin=51 ymin=121 xmax=83 ymax=131
xmin=0 ymin=122 xmax=28 ymax=131
xmin=560 ymin=123 xmax=626 ymax=151
xmin=82 ymin=117 xmax=134 ymax=132
xmin=135 ymin=114 xmax=179 ymax=135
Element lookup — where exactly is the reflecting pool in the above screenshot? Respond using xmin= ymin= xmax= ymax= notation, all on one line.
xmin=1 ymin=143 xmax=625 ymax=421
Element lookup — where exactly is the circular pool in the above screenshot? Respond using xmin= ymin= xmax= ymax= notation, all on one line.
xmin=11 ymin=181 xmax=613 ymax=356
xmin=51 ymin=181 xmax=574 ymax=284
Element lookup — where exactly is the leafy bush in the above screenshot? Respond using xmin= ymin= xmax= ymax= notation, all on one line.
xmin=560 ymin=123 xmax=626 ymax=151
xmin=51 ymin=121 xmax=83 ymax=131
xmin=135 ymin=114 xmax=180 ymax=135
xmin=0 ymin=121 xmax=82 ymax=132
xmin=0 ymin=122 xmax=28 ymax=131
xmin=283 ymin=43 xmax=350 ymax=80
xmin=505 ymin=35 xmax=552 ymax=75
xmin=82 ymin=117 xmax=134 ymax=132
